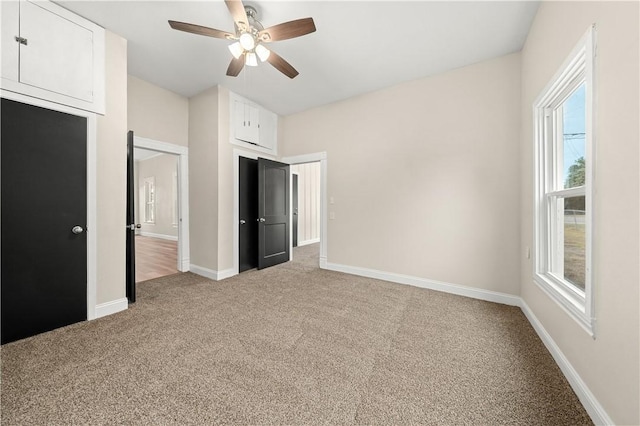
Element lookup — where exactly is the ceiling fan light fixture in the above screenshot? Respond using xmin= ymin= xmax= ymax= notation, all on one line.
xmin=228 ymin=41 xmax=243 ymax=59
xmin=245 ymin=52 xmax=258 ymax=67
xmin=239 ymin=32 xmax=255 ymax=51
xmin=255 ymin=44 xmax=270 ymax=62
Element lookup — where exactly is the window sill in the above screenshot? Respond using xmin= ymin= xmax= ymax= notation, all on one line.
xmin=534 ymin=273 xmax=595 ymax=338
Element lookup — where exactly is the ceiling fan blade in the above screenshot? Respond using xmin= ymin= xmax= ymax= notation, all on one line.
xmin=168 ymin=20 xmax=233 ymax=40
xmin=266 ymin=51 xmax=299 ymax=79
xmin=226 ymin=55 xmax=246 ymax=77
xmin=258 ymin=18 xmax=316 ymax=43
xmin=225 ymin=0 xmax=249 ymax=32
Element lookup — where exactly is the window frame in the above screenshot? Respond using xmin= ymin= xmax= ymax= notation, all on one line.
xmin=533 ymin=26 xmax=596 ymax=336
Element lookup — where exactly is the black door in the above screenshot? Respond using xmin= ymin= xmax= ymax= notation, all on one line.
xmin=292 ymin=174 xmax=298 ymax=248
xmin=126 ymin=131 xmax=136 ymax=303
xmin=1 ymin=98 xmax=87 ymax=344
xmin=258 ymin=158 xmax=290 ymax=269
xmin=239 ymin=157 xmax=258 ymax=272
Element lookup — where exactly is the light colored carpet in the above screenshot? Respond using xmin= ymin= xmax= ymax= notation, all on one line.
xmin=1 ymin=244 xmax=592 ymax=425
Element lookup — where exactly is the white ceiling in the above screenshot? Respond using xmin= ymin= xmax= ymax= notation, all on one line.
xmin=57 ymin=1 xmax=540 ymax=116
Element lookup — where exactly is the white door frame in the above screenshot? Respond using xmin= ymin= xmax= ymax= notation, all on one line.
xmin=1 ymin=89 xmax=98 ymax=319
xmin=281 ymin=152 xmax=328 ymax=268
xmin=133 ymin=136 xmax=190 ymax=272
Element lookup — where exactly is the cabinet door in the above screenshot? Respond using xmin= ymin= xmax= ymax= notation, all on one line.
xmin=19 ymin=0 xmax=94 ymax=102
xmin=246 ymin=104 xmax=260 ymax=144
xmin=235 ymin=100 xmax=260 ymax=144
xmin=258 ymin=108 xmax=277 ymax=151
xmin=0 ymin=1 xmax=19 ymax=81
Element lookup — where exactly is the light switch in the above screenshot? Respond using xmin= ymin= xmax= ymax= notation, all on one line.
xmin=330 ymin=197 xmax=335 ymax=204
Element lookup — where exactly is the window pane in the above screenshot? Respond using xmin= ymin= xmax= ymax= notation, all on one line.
xmin=563 ymin=196 xmax=586 ymax=289
xmin=562 ymin=84 xmax=586 ymax=189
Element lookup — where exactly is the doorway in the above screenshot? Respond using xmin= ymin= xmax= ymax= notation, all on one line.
xmin=283 ymin=153 xmax=327 ymax=268
xmin=128 ymin=136 xmax=189 ymax=296
xmin=134 ymin=149 xmax=179 ymax=282
xmin=238 ymin=156 xmax=291 ymax=271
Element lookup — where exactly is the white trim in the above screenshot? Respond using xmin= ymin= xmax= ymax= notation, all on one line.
xmin=519 ymin=301 xmax=612 ymax=425
xmin=532 ymin=25 xmax=596 ymax=336
xmin=281 ymin=152 xmax=328 ymax=268
xmin=95 ymin=298 xmax=128 ymax=319
xmin=1 ymin=90 xmax=98 ymax=321
xmin=139 ymin=231 xmax=178 ymax=242
xmin=133 ymin=136 xmax=190 ymax=272
xmin=298 ymin=238 xmax=320 ymax=247
xmin=324 ymin=261 xmax=521 ymax=307
xmin=133 ymin=136 xmax=188 ymax=156
xmin=190 ymin=264 xmax=234 ymax=281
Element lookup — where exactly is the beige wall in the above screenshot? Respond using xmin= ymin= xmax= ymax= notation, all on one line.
xmin=519 ymin=2 xmax=639 ymax=424
xmin=137 ymin=153 xmax=178 ymax=238
xmin=188 ymin=86 xmax=219 ymax=271
xmin=95 ymin=31 xmax=127 ymax=304
xmin=128 ymin=75 xmax=188 ymax=146
xmin=281 ymin=53 xmax=522 ymax=295
xmin=292 ymin=162 xmax=321 ymax=244
xmin=216 ymin=87 xmax=234 ymax=272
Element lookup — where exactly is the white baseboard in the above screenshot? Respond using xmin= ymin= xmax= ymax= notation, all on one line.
xmin=519 ymin=301 xmax=612 ymax=425
xmin=323 ymin=261 xmax=521 ymax=306
xmin=298 ymin=238 xmax=320 ymax=247
xmin=95 ymin=298 xmax=128 ymax=319
xmin=139 ymin=231 xmax=178 ymax=241
xmin=190 ymin=264 xmax=236 ymax=281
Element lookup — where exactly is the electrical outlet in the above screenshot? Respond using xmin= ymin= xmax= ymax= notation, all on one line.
xmin=329 ymin=212 xmax=336 ymax=220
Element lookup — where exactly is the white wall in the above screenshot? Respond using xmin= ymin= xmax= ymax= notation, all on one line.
xmin=95 ymin=31 xmax=127 ymax=305
xmin=188 ymin=86 xmax=219 ymax=271
xmin=281 ymin=53 xmax=522 ymax=296
xmin=519 ymin=2 xmax=639 ymax=424
xmin=127 ymin=75 xmax=188 ymax=147
xmin=136 ymin=153 xmax=178 ymax=239
xmin=292 ymin=162 xmax=321 ymax=245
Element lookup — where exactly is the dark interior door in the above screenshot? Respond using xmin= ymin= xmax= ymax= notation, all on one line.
xmin=258 ymin=158 xmax=290 ymax=269
xmin=292 ymin=174 xmax=298 ymax=248
xmin=126 ymin=131 xmax=136 ymax=303
xmin=239 ymin=157 xmax=258 ymax=272
xmin=1 ymin=98 xmax=87 ymax=344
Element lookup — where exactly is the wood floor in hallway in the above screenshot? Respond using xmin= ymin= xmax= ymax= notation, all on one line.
xmin=135 ymin=235 xmax=178 ymax=282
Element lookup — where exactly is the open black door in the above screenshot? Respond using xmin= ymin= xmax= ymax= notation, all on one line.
xmin=257 ymin=158 xmax=290 ymax=269
xmin=126 ymin=131 xmax=136 ymax=303
xmin=239 ymin=157 xmax=258 ymax=272
xmin=1 ymin=99 xmax=87 ymax=344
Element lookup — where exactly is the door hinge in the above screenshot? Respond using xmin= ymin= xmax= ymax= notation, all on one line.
xmin=14 ymin=36 xmax=28 ymax=46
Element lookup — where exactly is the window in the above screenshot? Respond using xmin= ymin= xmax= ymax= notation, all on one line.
xmin=533 ymin=26 xmax=595 ymax=335
xmin=143 ymin=177 xmax=155 ymax=224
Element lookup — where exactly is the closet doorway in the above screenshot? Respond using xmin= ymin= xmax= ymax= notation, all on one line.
xmin=128 ymin=136 xmax=189 ymax=295
xmin=238 ymin=156 xmax=291 ymax=272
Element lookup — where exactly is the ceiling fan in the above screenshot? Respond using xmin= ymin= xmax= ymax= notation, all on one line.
xmin=168 ymin=0 xmax=316 ymax=79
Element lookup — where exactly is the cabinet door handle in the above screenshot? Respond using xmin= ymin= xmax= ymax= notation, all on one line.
xmin=15 ymin=36 xmax=28 ymax=46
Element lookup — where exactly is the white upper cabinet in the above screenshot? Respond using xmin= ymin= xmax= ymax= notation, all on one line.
xmin=1 ymin=0 xmax=105 ymax=114
xmin=230 ymin=91 xmax=278 ymax=154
